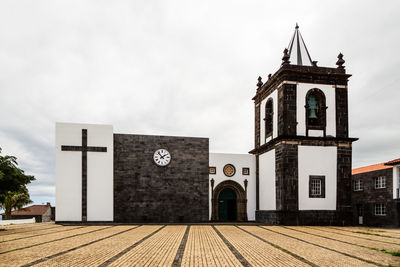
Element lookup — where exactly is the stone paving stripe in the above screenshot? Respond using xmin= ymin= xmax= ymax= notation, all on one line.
xmin=300 ymin=226 xmax=400 ymax=253
xmin=99 ymin=225 xmax=166 ymax=267
xmin=20 ymin=225 xmax=141 ymax=267
xmin=0 ymin=226 xmax=84 ymax=243
xmin=0 ymin=225 xmax=61 ymax=237
xmin=284 ymin=226 xmax=368 ymax=248
xmin=307 ymin=226 xmax=400 ymax=245
xmin=284 ymin=226 xmax=383 ymax=251
xmin=211 ymin=225 xmax=250 ymax=267
xmin=328 ymin=227 xmax=400 ymax=243
xmin=0 ymin=225 xmax=113 ymax=255
xmin=278 ymin=226 xmax=400 ymax=267
xmin=172 ymin=225 xmax=190 ymax=267
xmin=260 ymin=226 xmax=381 ymax=267
xmin=329 ymin=227 xmax=399 ymax=239
xmin=236 ymin=226 xmax=316 ymax=267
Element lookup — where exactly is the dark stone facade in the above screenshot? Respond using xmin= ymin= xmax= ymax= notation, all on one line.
xmin=335 ymin=87 xmax=349 ymax=138
xmin=275 ymin=144 xmax=298 ymax=211
xmin=337 ymin=146 xmax=352 ymax=215
xmin=113 ymin=134 xmax=209 ymax=223
xmin=352 ymin=168 xmax=400 ymax=226
xmin=256 ymin=210 xmax=352 ymax=226
xmin=255 ymin=103 xmax=260 ymax=149
xmin=277 ymin=83 xmax=297 ymax=137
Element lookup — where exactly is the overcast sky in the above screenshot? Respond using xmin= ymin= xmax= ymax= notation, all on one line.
xmin=1 ymin=0 xmax=399 ymax=206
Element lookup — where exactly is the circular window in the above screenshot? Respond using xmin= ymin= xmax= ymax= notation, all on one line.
xmin=223 ymin=164 xmax=236 ymax=177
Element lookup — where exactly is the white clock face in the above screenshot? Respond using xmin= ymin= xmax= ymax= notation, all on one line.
xmin=153 ymin=149 xmax=171 ymax=166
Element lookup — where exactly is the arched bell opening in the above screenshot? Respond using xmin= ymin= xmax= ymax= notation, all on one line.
xmin=305 ymin=88 xmax=327 ymax=136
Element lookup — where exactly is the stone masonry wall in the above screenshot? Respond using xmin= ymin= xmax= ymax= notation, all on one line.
xmin=335 ymin=86 xmax=349 ymax=138
xmin=275 ymin=143 xmax=298 ymax=211
xmin=352 ymin=168 xmax=397 ymax=226
xmin=337 ymin=145 xmax=353 ymax=223
xmin=113 ymin=134 xmax=209 ymax=223
xmin=278 ymin=84 xmax=297 ymax=137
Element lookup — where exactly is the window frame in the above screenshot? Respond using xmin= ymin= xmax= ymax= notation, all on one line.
xmin=374 ymin=203 xmax=386 ymax=216
xmin=354 ymin=179 xmax=364 ymax=191
xmin=374 ymin=176 xmax=386 ymax=189
xmin=209 ymin=167 xmax=216 ymax=175
xmin=309 ymin=175 xmax=326 ymax=198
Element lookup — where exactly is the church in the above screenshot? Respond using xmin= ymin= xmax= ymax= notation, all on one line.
xmin=56 ymin=25 xmax=357 ymax=225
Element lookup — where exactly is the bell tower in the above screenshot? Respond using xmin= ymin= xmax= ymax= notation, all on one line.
xmin=250 ymin=25 xmax=357 ymax=225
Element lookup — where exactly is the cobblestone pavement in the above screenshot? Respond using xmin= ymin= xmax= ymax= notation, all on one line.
xmin=0 ymin=223 xmax=399 ymax=267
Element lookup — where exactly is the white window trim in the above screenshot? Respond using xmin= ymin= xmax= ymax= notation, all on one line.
xmin=374 ymin=203 xmax=386 ymax=216
xmin=354 ymin=180 xmax=363 ymax=191
xmin=375 ymin=176 xmax=386 ymax=189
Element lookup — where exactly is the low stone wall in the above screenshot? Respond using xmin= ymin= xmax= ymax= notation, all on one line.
xmin=256 ymin=210 xmax=352 ymax=225
xmin=0 ymin=217 xmax=36 ymax=225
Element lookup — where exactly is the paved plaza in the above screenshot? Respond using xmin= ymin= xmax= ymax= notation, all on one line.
xmin=0 ymin=223 xmax=399 ymax=266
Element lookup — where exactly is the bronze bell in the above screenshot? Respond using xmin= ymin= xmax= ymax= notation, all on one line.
xmin=308 ymin=95 xmax=318 ymax=119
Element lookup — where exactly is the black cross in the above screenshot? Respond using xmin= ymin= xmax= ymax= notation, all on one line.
xmin=61 ymin=129 xmax=107 ymax=222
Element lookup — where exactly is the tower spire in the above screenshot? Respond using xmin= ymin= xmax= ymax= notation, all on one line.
xmin=287 ymin=24 xmax=313 ymax=66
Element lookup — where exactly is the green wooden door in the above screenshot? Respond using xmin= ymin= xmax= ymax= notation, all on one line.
xmin=218 ymin=188 xmax=237 ymax=221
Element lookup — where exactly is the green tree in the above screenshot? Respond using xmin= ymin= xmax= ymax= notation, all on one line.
xmin=0 ymin=147 xmax=35 ymax=219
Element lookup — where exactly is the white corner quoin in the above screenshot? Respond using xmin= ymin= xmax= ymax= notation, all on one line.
xmin=56 ymin=122 xmax=114 ymax=221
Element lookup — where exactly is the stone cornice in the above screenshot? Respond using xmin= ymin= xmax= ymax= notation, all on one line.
xmin=253 ymin=65 xmax=352 ymax=103
xmin=249 ymin=135 xmax=358 ymax=155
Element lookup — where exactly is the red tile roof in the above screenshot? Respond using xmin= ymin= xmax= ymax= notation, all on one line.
xmin=352 ymin=163 xmax=392 ymax=175
xmin=384 ymin=158 xmax=400 ymax=166
xmin=1 ymin=205 xmax=51 ymax=216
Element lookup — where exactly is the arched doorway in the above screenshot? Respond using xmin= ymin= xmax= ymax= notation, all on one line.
xmin=211 ymin=180 xmax=247 ymax=221
xmin=218 ymin=188 xmax=237 ymax=221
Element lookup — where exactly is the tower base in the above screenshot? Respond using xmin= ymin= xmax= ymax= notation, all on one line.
xmin=256 ymin=210 xmax=352 ymax=226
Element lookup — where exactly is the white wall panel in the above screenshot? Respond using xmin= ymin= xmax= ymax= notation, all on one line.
xmin=56 ymin=122 xmax=114 ymax=221
xmin=259 ymin=149 xmax=276 ymax=210
xmin=393 ymin=166 xmax=400 ymax=199
xmin=209 ymin=153 xmax=256 ymax=220
xmin=298 ymin=146 xmax=337 ymax=210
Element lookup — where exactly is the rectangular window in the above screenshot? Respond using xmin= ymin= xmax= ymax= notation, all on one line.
xmin=209 ymin=167 xmax=216 ymax=175
xmin=374 ymin=203 xmax=386 ymax=216
xmin=242 ymin=168 xmax=250 ymax=175
xmin=354 ymin=180 xmax=364 ymax=191
xmin=374 ymin=176 xmax=386 ymax=189
xmin=309 ymin=176 xmax=325 ymax=198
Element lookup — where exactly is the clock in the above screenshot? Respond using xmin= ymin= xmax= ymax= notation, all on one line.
xmin=153 ymin=149 xmax=171 ymax=166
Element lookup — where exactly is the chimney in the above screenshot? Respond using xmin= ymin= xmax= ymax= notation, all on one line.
xmin=46 ymin=202 xmax=51 ymax=206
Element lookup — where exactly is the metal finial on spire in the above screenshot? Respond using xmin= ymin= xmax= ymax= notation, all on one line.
xmin=287 ymin=24 xmax=313 ymax=66
xmin=336 ymin=53 xmax=345 ymax=69
xmin=282 ymin=48 xmax=290 ymax=66
xmin=257 ymin=76 xmax=263 ymax=89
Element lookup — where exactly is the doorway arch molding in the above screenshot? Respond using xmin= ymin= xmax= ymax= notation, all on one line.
xmin=211 ymin=180 xmax=247 ymax=221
